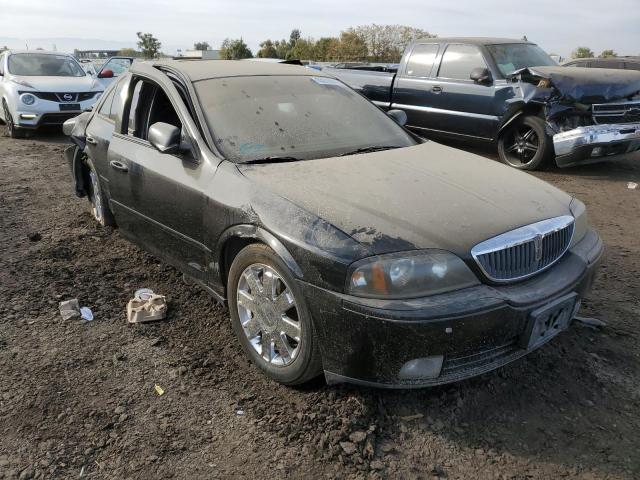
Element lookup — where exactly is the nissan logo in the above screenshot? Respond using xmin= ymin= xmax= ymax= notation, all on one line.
xmin=63 ymin=93 xmax=73 ymax=101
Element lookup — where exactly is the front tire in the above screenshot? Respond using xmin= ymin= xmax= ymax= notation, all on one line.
xmin=227 ymin=243 xmax=322 ymax=385
xmin=3 ymin=101 xmax=25 ymax=139
xmin=498 ymin=115 xmax=553 ymax=170
xmin=85 ymin=156 xmax=116 ymax=227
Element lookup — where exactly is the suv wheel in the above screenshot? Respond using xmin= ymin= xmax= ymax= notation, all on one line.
xmin=498 ymin=115 xmax=553 ymax=170
xmin=3 ymin=102 xmax=25 ymax=139
xmin=227 ymin=243 xmax=322 ymax=385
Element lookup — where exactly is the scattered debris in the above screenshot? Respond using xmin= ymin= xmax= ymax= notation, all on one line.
xmin=628 ymin=182 xmax=638 ymax=190
xmin=127 ymin=289 xmax=167 ymax=323
xmin=235 ymin=410 xmax=245 ymax=416
xmin=573 ymin=315 xmax=608 ymax=329
xmin=27 ymin=232 xmax=41 ymax=242
xmin=154 ymin=384 xmax=165 ymax=396
xmin=59 ymin=299 xmax=80 ymax=320
xmin=80 ymin=306 xmax=94 ymax=321
xmin=399 ymin=413 xmax=424 ymax=422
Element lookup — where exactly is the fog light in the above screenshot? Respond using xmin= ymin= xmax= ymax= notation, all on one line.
xmin=398 ymin=355 xmax=444 ymax=380
xmin=591 ymin=147 xmax=603 ymax=157
xmin=20 ymin=114 xmax=37 ymax=120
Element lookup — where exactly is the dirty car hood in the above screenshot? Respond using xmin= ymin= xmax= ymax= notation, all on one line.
xmin=513 ymin=66 xmax=640 ymax=104
xmin=239 ymin=142 xmax=572 ymax=257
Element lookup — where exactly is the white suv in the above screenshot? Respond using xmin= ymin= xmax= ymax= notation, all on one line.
xmin=0 ymin=50 xmax=104 ymax=138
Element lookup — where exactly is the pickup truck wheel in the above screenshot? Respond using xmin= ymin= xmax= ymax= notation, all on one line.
xmin=498 ymin=116 xmax=552 ymax=170
xmin=228 ymin=243 xmax=322 ymax=385
xmin=3 ymin=102 xmax=25 ymax=139
xmin=85 ymin=156 xmax=116 ymax=227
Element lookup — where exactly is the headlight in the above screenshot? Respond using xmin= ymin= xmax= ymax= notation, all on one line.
xmin=21 ymin=93 xmax=36 ymax=106
xmin=570 ymin=198 xmax=588 ymax=246
xmin=347 ymin=250 xmax=479 ymax=299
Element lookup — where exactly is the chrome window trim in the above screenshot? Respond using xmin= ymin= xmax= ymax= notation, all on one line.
xmin=471 ymin=215 xmax=575 ymax=283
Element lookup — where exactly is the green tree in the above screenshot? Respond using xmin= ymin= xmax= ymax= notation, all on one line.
xmin=354 ymin=24 xmax=434 ymax=62
xmin=314 ymin=37 xmax=340 ymax=61
xmin=599 ymin=49 xmax=617 ymax=58
xmin=571 ymin=46 xmax=594 ymax=59
xmin=257 ymin=39 xmax=278 ymax=58
xmin=332 ymin=30 xmax=368 ymax=61
xmin=136 ymin=32 xmax=161 ymax=58
xmin=274 ymin=40 xmax=290 ymax=59
xmin=289 ymin=29 xmax=301 ymax=48
xmin=287 ymin=38 xmax=316 ymax=60
xmin=194 ymin=41 xmax=211 ymax=51
xmin=219 ymin=38 xmax=253 ymax=59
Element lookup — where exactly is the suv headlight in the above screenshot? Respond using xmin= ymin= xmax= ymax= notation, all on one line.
xmin=21 ymin=93 xmax=36 ymax=106
xmin=346 ymin=250 xmax=479 ymax=299
xmin=570 ymin=198 xmax=588 ymax=246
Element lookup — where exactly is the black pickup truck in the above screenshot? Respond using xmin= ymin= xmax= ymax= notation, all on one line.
xmin=327 ymin=37 xmax=640 ymax=170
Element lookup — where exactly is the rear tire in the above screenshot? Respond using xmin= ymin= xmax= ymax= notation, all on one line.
xmin=227 ymin=243 xmax=322 ymax=385
xmin=498 ymin=115 xmax=553 ymax=170
xmin=84 ymin=156 xmax=116 ymax=227
xmin=3 ymin=101 xmax=25 ymax=139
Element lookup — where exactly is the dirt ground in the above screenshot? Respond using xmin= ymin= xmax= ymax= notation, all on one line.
xmin=0 ymin=128 xmax=639 ymax=480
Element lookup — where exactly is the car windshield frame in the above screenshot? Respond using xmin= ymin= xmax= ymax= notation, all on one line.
xmin=8 ymin=53 xmax=86 ymax=77
xmin=486 ymin=43 xmax=557 ymax=77
xmin=193 ymin=74 xmax=417 ymax=164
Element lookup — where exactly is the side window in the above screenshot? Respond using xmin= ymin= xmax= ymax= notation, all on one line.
xmin=0 ymin=54 xmax=4 ymax=76
xmin=147 ymin=88 xmax=182 ymax=137
xmin=626 ymin=62 xmax=640 ymax=71
xmin=438 ymin=44 xmax=487 ymax=80
xmin=109 ymin=78 xmax=127 ymax=122
xmin=98 ymin=88 xmax=115 ymax=117
xmin=405 ymin=44 xmax=439 ymax=77
xmin=128 ymin=80 xmax=144 ymax=135
xmin=101 ymin=58 xmax=132 ymax=77
xmin=593 ymin=60 xmax=623 ymax=69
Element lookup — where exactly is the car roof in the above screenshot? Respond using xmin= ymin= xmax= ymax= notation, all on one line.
xmin=414 ymin=37 xmax=533 ymax=46
xmin=5 ymin=49 xmax=74 ymax=56
xmin=151 ymin=59 xmax=326 ymax=82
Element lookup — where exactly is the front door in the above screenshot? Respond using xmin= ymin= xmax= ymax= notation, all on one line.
xmin=106 ymin=77 xmax=211 ymax=280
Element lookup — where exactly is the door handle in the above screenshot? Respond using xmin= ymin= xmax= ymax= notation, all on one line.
xmin=86 ymin=136 xmax=97 ymax=145
xmin=110 ymin=160 xmax=128 ymax=172
xmin=432 ymin=85 xmax=443 ymax=94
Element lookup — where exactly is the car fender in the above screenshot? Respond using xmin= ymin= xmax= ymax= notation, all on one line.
xmin=215 ymin=224 xmax=304 ymax=281
xmin=65 ymin=145 xmax=87 ymax=198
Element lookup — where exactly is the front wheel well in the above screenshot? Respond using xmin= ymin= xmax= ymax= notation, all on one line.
xmin=221 ymin=237 xmax=261 ymax=293
xmin=499 ymin=104 xmax=546 ymax=135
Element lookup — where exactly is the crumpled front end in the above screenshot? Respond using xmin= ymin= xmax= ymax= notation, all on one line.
xmin=510 ymin=66 xmax=640 ymax=166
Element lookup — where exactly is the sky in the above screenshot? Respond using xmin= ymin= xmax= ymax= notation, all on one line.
xmin=1 ymin=0 xmax=639 ymax=58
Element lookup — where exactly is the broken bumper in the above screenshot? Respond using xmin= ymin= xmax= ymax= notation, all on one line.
xmin=302 ymin=229 xmax=603 ymax=389
xmin=553 ymin=123 xmax=640 ymax=167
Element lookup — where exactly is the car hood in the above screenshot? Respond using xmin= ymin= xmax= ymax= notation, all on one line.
xmin=239 ymin=142 xmax=572 ymax=257
xmin=10 ymin=75 xmax=99 ymax=92
xmin=513 ymin=66 xmax=640 ymax=104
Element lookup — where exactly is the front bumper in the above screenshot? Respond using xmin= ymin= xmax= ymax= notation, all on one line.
xmin=15 ymin=98 xmax=99 ymax=129
xmin=302 ymin=229 xmax=603 ymax=388
xmin=553 ymin=123 xmax=640 ymax=167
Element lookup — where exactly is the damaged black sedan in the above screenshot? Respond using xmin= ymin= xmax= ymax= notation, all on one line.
xmin=64 ymin=60 xmax=603 ymax=388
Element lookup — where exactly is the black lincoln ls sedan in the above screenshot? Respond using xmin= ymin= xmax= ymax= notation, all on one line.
xmin=63 ymin=60 xmax=603 ymax=388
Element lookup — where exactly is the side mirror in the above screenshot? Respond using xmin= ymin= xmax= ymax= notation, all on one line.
xmin=387 ymin=109 xmax=407 ymax=126
xmin=470 ymin=67 xmax=492 ymax=85
xmin=62 ymin=117 xmax=76 ymax=136
xmin=148 ymin=122 xmax=181 ymax=154
xmin=98 ymin=69 xmax=114 ymax=79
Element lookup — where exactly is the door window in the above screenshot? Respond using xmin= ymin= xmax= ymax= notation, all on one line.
xmin=100 ymin=57 xmax=132 ymax=77
xmin=0 ymin=54 xmax=4 ymax=76
xmin=593 ymin=60 xmax=624 ymax=69
xmin=125 ymin=79 xmax=182 ymax=141
xmin=109 ymin=78 xmax=128 ymax=122
xmin=438 ymin=44 xmax=487 ymax=80
xmin=98 ymin=88 xmax=115 ymax=117
xmin=405 ymin=44 xmax=439 ymax=77
xmin=625 ymin=62 xmax=640 ymax=71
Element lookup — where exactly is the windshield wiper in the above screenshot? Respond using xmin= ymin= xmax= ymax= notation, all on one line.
xmin=339 ymin=145 xmax=401 ymax=156
xmin=243 ymin=156 xmax=301 ymax=165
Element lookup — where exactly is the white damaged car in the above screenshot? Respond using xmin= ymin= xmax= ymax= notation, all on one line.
xmin=0 ymin=50 xmax=104 ymax=138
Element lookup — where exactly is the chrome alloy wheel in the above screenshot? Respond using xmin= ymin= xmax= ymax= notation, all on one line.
xmin=88 ymin=168 xmax=104 ymax=223
xmin=236 ymin=263 xmax=301 ymax=366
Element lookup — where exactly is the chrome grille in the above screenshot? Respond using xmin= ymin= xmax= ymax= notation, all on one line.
xmin=471 ymin=216 xmax=574 ymax=283
xmin=592 ymin=101 xmax=640 ymax=125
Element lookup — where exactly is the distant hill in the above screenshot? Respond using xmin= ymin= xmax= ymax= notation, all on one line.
xmin=0 ymin=37 xmax=185 ymax=55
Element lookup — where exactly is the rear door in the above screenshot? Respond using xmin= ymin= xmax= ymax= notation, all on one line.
xmin=421 ymin=43 xmax=499 ymax=140
xmin=106 ymin=76 xmax=210 ymax=280
xmin=389 ymin=43 xmax=441 ymax=131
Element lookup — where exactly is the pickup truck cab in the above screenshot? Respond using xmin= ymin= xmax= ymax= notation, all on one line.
xmin=328 ymin=37 xmax=640 ymax=170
